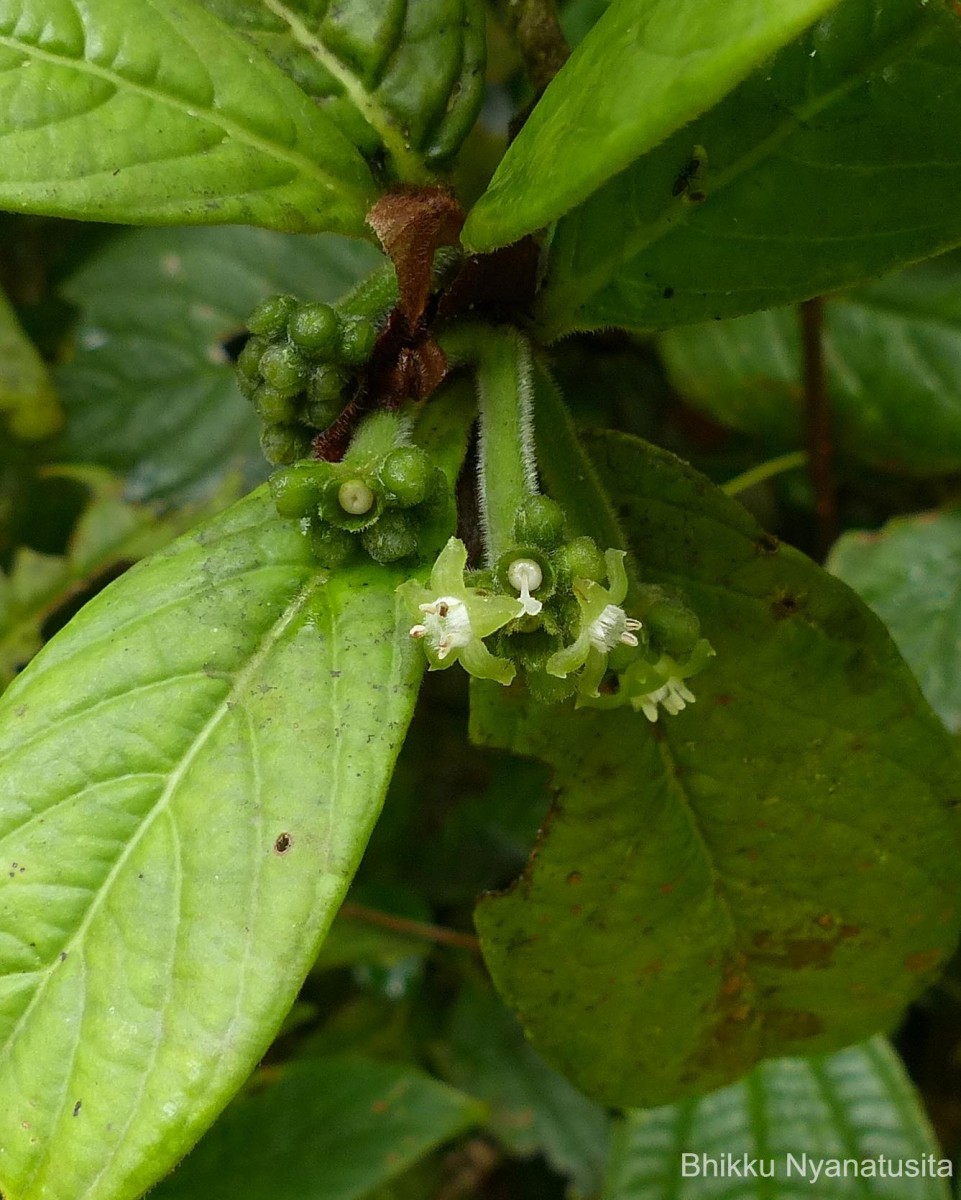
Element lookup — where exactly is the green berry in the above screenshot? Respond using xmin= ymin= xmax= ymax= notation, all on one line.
xmin=254 ymin=384 xmax=298 ymax=425
xmin=379 ymin=446 xmax=432 ymax=507
xmin=309 ymin=522 xmax=356 ymax=569
xmin=236 ymin=334 xmax=268 ymax=382
xmin=339 ymin=315 xmax=378 ymax=365
xmin=560 ymin=536 xmax=607 ymax=583
xmin=247 ymin=294 xmax=298 ymax=338
xmin=235 ymin=371 xmax=259 ymax=402
xmin=304 ymin=396 xmax=342 ymax=430
xmin=269 ymin=462 xmax=327 ymax=519
xmin=514 ymin=495 xmax=566 ymax=548
xmin=308 ymin=363 xmax=349 ymax=406
xmin=260 ymin=343 xmax=308 ymax=397
xmin=288 ymin=302 xmax=341 ymax=356
xmin=361 ymin=511 xmax=418 ymax=563
xmin=415 ymin=467 xmax=450 ymax=517
xmin=260 ymin=423 xmax=312 ymax=466
xmin=643 ymin=591 xmax=701 ymax=660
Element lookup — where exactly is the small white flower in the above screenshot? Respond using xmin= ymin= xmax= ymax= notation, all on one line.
xmin=636 ymin=676 xmax=697 ymax=723
xmin=398 ymin=539 xmax=524 ymax=684
xmin=506 ymin=558 xmax=544 ymax=616
xmin=588 ymin=604 xmax=642 ymax=653
xmin=409 ymin=596 xmax=472 ymax=660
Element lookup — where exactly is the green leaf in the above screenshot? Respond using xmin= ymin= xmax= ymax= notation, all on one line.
xmin=0 ymin=466 xmax=232 ymax=691
xmin=829 ymin=510 xmax=961 ymax=734
xmin=473 ymin=418 xmax=961 ymax=1108
xmin=0 ymin=286 xmax=60 ymax=441
xmin=660 ymin=259 xmax=961 ymax=477
xmin=199 ymin=0 xmax=486 ymax=177
xmin=603 ymin=1038 xmax=950 ymax=1199
xmin=439 ymin=980 xmax=610 ymax=1196
xmin=461 ymin=0 xmax=841 ymax=252
xmin=151 ymin=1055 xmax=483 ymax=1200
xmin=0 ymin=0 xmax=376 ymax=235
xmin=0 ymin=487 xmax=427 ymax=1200
xmin=538 ymin=0 xmax=961 ymax=337
xmin=54 ymin=226 xmax=382 ymax=501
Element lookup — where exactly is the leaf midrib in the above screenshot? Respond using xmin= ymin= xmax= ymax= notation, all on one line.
xmin=541 ymin=14 xmax=934 ymax=334
xmin=0 ymin=32 xmax=355 ymax=198
xmin=259 ymin=0 xmax=429 ymax=183
xmin=0 ymin=571 xmax=324 ymax=1077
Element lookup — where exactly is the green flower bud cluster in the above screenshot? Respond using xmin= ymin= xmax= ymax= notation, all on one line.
xmin=269 ymin=413 xmax=449 ymax=567
xmin=236 ymin=293 xmax=379 ymax=465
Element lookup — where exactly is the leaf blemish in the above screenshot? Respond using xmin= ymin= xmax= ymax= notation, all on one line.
xmin=770 ymin=588 xmax=805 ymax=620
xmin=274 ymin=832 xmax=293 ymax=855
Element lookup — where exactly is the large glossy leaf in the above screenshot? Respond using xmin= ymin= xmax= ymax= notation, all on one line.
xmin=538 ymin=0 xmax=961 ymax=338
xmin=829 ymin=510 xmax=961 ymax=734
xmin=152 ymin=1055 xmax=483 ymax=1200
xmin=473 ymin=414 xmax=961 ymax=1108
xmin=660 ymin=259 xmax=961 ymax=477
xmin=461 ymin=0 xmax=840 ymax=252
xmin=0 ymin=488 xmax=429 ymax=1200
xmin=604 ymin=1038 xmax=950 ymax=1199
xmin=0 ymin=0 xmax=376 ymax=234
xmin=0 ymin=286 xmax=60 ymax=441
xmin=200 ymin=0 xmax=486 ymax=177
xmin=55 ymin=226 xmax=382 ymax=501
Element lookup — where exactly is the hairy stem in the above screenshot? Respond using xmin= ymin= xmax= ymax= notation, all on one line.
xmin=440 ymin=324 xmax=539 ymax=564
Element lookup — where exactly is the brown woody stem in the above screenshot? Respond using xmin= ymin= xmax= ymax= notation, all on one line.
xmin=800 ymin=297 xmax=837 ymax=556
xmin=338 ymin=901 xmax=481 ymax=952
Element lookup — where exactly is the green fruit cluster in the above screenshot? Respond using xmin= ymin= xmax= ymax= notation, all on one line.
xmin=269 ymin=423 xmax=449 ymax=567
xmin=236 ymin=293 xmax=379 ymax=465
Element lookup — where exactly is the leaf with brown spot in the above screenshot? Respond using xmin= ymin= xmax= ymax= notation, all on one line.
xmin=472 ymin=421 xmax=961 ymax=1108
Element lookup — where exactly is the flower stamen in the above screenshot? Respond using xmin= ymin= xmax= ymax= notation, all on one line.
xmin=588 ymin=604 xmax=642 ymax=653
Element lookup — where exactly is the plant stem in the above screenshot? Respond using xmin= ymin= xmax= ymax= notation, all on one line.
xmin=722 ymin=451 xmax=807 ymax=497
xmin=800 ymin=297 xmax=837 ymax=555
xmin=338 ymin=902 xmax=481 ymax=952
xmin=440 ymin=324 xmax=539 ymax=564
